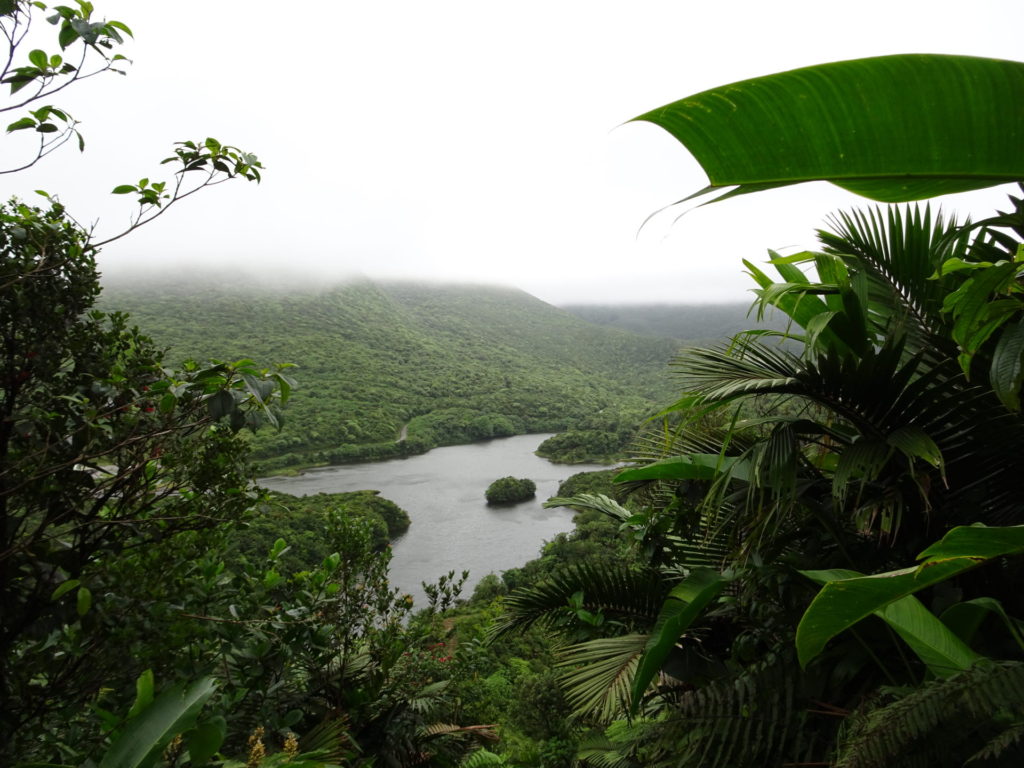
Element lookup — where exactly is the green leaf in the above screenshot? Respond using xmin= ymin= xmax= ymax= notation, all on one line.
xmin=990 ymin=319 xmax=1024 ymax=411
xmin=744 ymin=258 xmax=845 ymax=353
xmin=630 ymin=568 xmax=728 ymax=713
xmin=127 ymin=670 xmax=155 ymax=719
xmin=875 ymin=593 xmax=983 ymax=676
xmin=184 ymin=717 xmax=225 ymax=765
xmin=797 ymin=526 xmax=1024 ymax=669
xmin=100 ymin=677 xmax=216 ymax=768
xmin=917 ymin=524 xmax=1024 ymax=560
xmin=107 ymin=20 xmax=133 ymax=37
xmin=207 ymin=389 xmax=234 ymax=419
xmin=111 ymin=184 xmax=136 ymax=194
xmin=797 ymin=567 xmax=981 ymax=676
xmin=76 ymin=585 xmax=92 ymax=616
xmin=58 ymin=24 xmax=78 ymax=49
xmin=51 ymin=578 xmax=80 ymax=600
xmin=936 ymin=257 xmax=994 ymax=277
xmin=28 ymin=49 xmax=48 ymax=69
xmin=633 ymin=55 xmax=1024 ymax=203
xmin=7 ymin=116 xmax=37 ymax=132
xmin=941 ymin=597 xmax=1024 ymax=651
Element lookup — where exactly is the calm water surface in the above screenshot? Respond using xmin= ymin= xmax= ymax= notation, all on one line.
xmin=260 ymin=434 xmax=610 ymax=606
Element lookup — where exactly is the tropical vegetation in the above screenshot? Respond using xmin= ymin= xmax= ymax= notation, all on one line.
xmin=0 ymin=2 xmax=486 ymax=764
xmin=6 ymin=1 xmax=1024 ymax=763
xmin=488 ymin=53 xmax=1024 ymax=767
xmin=485 ymin=477 xmax=537 ymax=505
xmin=100 ymin=278 xmax=681 ymax=470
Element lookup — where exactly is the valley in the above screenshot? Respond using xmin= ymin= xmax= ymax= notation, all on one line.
xmin=100 ymin=278 xmax=741 ymax=470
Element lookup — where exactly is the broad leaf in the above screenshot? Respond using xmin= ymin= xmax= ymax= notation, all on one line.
xmin=990 ymin=319 xmax=1024 ymax=411
xmin=798 ymin=568 xmax=980 ymax=676
xmin=633 ymin=54 xmax=1024 ymax=203
xmin=941 ymin=597 xmax=1024 ymax=652
xmin=630 ymin=568 xmax=728 ymax=713
xmin=797 ymin=525 xmax=1024 ymax=668
xmin=99 ymin=677 xmax=216 ymax=768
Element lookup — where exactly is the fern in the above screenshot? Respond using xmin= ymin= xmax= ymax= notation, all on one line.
xmin=641 ymin=663 xmax=823 ymax=768
xmin=835 ymin=661 xmax=1024 ymax=768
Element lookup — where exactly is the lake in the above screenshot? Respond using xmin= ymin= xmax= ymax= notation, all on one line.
xmin=259 ymin=434 xmax=611 ymax=606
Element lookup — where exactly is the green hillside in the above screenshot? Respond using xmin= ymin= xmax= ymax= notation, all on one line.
xmin=562 ymin=302 xmax=789 ymax=341
xmin=99 ymin=278 xmax=682 ymax=469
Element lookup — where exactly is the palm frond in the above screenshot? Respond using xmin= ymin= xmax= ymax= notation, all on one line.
xmin=575 ymin=726 xmax=644 ymax=768
xmin=557 ymin=633 xmax=649 ymax=722
xmin=543 ymin=493 xmax=632 ymax=524
xmin=490 ymin=563 xmax=666 ymax=638
xmin=418 ymin=722 xmax=499 ymax=743
xmin=299 ymin=717 xmax=359 ymax=763
xmin=819 ymin=204 xmax=967 ymax=349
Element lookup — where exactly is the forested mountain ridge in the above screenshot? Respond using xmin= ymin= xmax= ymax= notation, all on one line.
xmin=99 ymin=278 xmax=684 ymax=469
xmin=562 ymin=301 xmax=789 ymax=341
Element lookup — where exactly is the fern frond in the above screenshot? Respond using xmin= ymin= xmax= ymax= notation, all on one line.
xmin=646 ymin=663 xmax=816 ymax=768
xmin=406 ymin=680 xmax=449 ymax=714
xmin=460 ymin=747 xmax=506 ymax=767
xmin=968 ymin=720 xmax=1024 ymax=763
xmin=836 ymin=661 xmax=1024 ymax=768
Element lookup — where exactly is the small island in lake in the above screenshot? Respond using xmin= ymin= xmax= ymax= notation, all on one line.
xmin=485 ymin=476 xmax=536 ymax=505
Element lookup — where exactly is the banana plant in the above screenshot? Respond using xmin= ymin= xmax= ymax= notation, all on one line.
xmin=633 ymin=54 xmax=1024 ymax=205
xmin=796 ymin=524 xmax=1024 ymax=672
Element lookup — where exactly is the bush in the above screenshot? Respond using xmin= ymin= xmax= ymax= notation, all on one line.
xmin=485 ymin=476 xmax=537 ymax=505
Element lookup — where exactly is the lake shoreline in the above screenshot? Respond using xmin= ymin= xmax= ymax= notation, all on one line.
xmin=259 ymin=434 xmax=610 ymax=607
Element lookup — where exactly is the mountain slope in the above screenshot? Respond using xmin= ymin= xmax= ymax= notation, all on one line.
xmin=562 ymin=302 xmax=789 ymax=342
xmin=100 ymin=278 xmax=682 ymax=469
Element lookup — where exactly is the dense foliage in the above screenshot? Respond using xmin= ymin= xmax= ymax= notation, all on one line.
xmin=562 ymin=302 xmax=788 ymax=342
xmin=12 ymin=7 xmax=1024 ymax=766
xmin=485 ymin=477 xmax=537 ymax=505
xmin=237 ymin=490 xmax=410 ymax=565
xmin=100 ymin=278 xmax=681 ymax=469
xmin=487 ymin=54 xmax=1024 ymax=766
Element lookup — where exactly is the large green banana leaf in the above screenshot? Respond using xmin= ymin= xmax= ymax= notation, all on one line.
xmin=633 ymin=54 xmax=1024 ymax=204
xmin=796 ymin=525 xmax=1024 ymax=670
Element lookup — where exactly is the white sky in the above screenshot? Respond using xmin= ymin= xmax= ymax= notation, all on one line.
xmin=4 ymin=1 xmax=1023 ymax=304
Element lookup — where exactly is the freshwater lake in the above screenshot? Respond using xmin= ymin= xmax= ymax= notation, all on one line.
xmin=260 ymin=434 xmax=610 ymax=606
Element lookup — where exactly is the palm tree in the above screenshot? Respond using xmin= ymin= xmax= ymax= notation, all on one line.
xmin=498 ymin=198 xmax=1024 ymax=766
